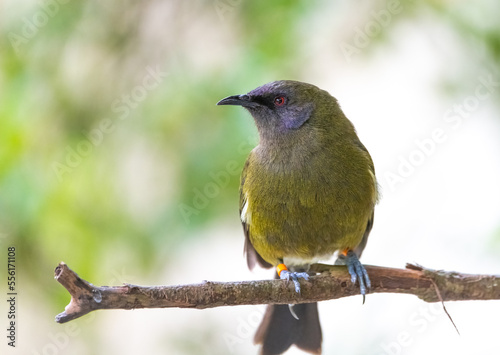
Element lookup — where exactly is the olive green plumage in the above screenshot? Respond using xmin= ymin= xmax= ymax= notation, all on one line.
xmin=218 ymin=80 xmax=378 ymax=355
xmin=236 ymin=81 xmax=377 ymax=268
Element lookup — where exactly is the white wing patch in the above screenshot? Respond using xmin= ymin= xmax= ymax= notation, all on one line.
xmin=241 ymin=195 xmax=251 ymax=224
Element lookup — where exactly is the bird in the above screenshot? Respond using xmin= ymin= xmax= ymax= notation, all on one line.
xmin=217 ymin=80 xmax=378 ymax=355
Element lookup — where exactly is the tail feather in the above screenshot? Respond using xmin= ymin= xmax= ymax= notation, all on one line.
xmin=254 ymin=303 xmax=322 ymax=355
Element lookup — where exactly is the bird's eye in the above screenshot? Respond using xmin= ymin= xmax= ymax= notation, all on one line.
xmin=273 ymin=96 xmax=286 ymax=107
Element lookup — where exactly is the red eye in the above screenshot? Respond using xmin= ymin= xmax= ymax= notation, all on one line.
xmin=274 ymin=96 xmax=286 ymax=107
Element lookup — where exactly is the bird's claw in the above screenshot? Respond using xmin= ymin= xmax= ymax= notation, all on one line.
xmin=280 ymin=270 xmax=309 ymax=293
xmin=344 ymin=250 xmax=371 ymax=300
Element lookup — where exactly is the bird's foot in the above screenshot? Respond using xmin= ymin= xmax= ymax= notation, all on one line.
xmin=339 ymin=250 xmax=371 ymax=302
xmin=277 ymin=263 xmax=309 ymax=294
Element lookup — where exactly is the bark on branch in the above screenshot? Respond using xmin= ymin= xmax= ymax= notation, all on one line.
xmin=54 ymin=261 xmax=500 ymax=324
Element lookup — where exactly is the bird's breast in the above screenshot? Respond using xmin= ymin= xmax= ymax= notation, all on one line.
xmin=242 ymin=146 xmax=376 ymax=265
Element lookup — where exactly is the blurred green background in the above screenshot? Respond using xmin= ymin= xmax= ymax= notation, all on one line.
xmin=1 ymin=0 xmax=500 ymax=354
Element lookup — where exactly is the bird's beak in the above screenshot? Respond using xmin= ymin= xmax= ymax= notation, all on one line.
xmin=217 ymin=94 xmax=259 ymax=108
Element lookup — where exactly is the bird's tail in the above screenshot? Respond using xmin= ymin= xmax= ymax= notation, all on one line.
xmin=254 ymin=302 xmax=322 ymax=355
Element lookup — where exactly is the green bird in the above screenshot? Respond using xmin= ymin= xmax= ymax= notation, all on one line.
xmin=217 ymin=80 xmax=378 ymax=355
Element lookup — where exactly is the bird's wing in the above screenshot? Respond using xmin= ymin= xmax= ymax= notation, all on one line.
xmin=352 ymin=139 xmax=378 ymax=257
xmin=353 ymin=210 xmax=374 ymax=257
xmin=240 ymin=156 xmax=272 ymax=270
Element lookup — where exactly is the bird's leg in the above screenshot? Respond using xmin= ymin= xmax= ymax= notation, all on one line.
xmin=337 ymin=249 xmax=371 ymax=301
xmin=276 ymin=263 xmax=309 ymax=294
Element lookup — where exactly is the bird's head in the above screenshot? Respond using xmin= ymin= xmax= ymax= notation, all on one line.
xmin=217 ymin=80 xmax=341 ymax=143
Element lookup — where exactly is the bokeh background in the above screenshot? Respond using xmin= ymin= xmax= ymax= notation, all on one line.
xmin=1 ymin=0 xmax=500 ymax=354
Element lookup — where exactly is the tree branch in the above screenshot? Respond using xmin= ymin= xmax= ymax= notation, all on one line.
xmin=54 ymin=261 xmax=500 ymax=324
